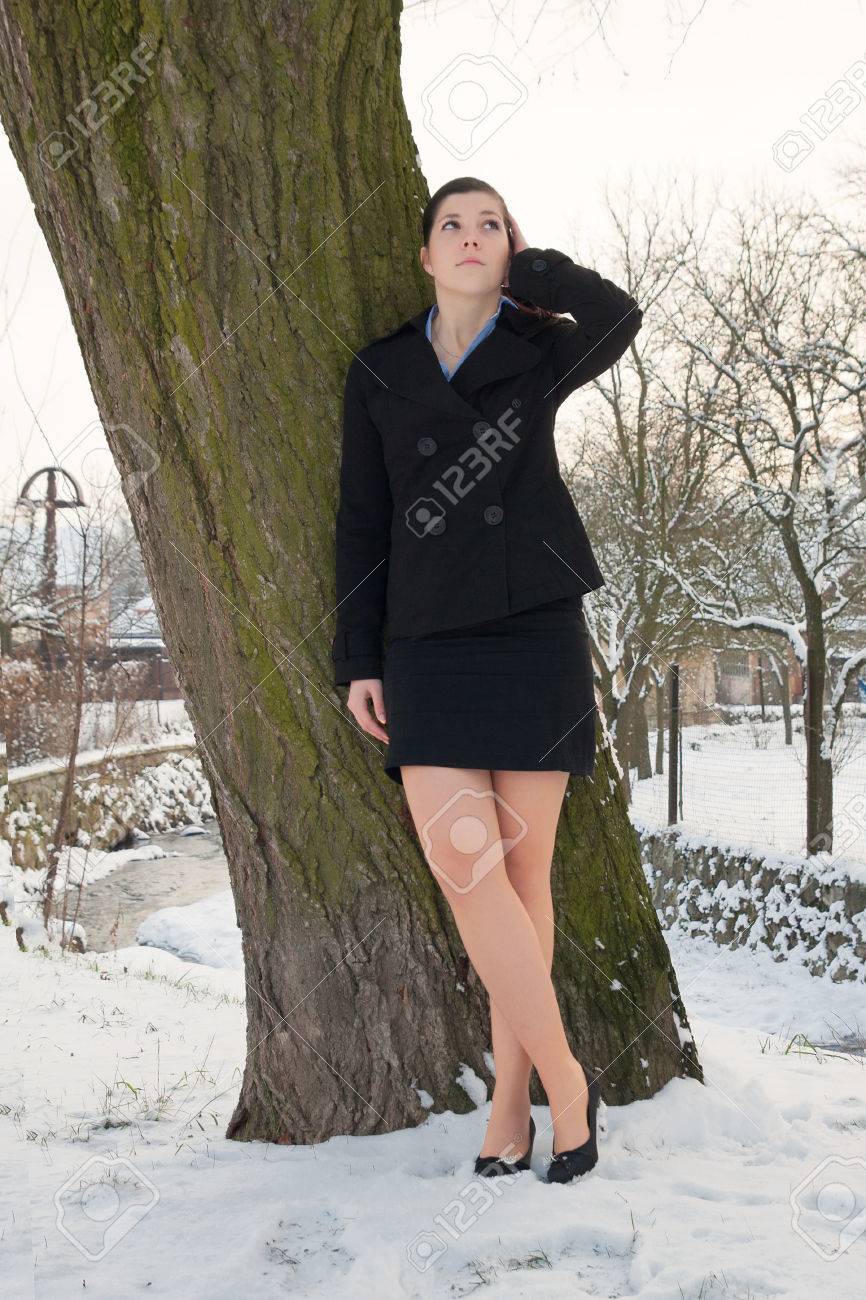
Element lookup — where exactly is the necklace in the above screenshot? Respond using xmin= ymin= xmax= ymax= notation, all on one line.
xmin=432 ymin=296 xmax=504 ymax=358
xmin=431 ymin=321 xmax=465 ymax=360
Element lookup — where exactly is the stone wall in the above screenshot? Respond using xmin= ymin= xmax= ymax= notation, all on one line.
xmin=4 ymin=742 xmax=214 ymax=870
xmin=637 ymin=817 xmax=866 ymax=983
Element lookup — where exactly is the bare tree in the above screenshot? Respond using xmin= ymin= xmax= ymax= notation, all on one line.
xmin=663 ymin=193 xmax=866 ymax=853
xmin=561 ymin=181 xmax=737 ymax=794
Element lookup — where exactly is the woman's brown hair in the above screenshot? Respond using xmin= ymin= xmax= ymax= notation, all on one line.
xmin=420 ymin=177 xmax=559 ymax=321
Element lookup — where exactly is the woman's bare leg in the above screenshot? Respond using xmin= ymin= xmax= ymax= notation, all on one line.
xmin=480 ymin=768 xmax=569 ymax=1157
xmin=400 ymin=765 xmax=592 ymax=1157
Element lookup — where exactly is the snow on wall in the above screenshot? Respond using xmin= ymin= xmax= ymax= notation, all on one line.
xmin=637 ymin=818 xmax=866 ymax=983
xmin=4 ymin=749 xmax=214 ymax=872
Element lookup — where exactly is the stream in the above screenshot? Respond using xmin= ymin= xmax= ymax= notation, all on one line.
xmin=61 ymin=822 xmax=230 ymax=954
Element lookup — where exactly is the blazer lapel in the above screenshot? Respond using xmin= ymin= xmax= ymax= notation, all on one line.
xmin=363 ymin=305 xmax=544 ymax=422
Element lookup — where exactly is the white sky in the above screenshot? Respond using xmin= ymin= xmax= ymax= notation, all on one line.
xmin=1 ymin=0 xmax=864 ymax=503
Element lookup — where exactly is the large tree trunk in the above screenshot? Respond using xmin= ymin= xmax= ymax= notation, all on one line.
xmin=0 ymin=1 xmax=702 ymax=1141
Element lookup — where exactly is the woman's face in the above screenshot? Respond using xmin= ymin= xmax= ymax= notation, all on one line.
xmin=421 ymin=191 xmax=511 ymax=298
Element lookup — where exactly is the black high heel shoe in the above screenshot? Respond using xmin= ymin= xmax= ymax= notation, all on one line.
xmin=474 ymin=1114 xmax=535 ymax=1178
xmin=546 ymin=1069 xmax=602 ymax=1184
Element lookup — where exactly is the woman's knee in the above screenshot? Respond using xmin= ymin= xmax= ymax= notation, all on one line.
xmin=401 ymin=767 xmax=507 ymax=897
xmin=421 ymin=824 xmax=508 ymax=897
xmin=502 ymin=852 xmax=554 ymax=902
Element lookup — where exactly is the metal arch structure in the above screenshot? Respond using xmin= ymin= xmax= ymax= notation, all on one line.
xmin=17 ymin=466 xmax=86 ymax=510
xmin=16 ymin=466 xmax=87 ymax=628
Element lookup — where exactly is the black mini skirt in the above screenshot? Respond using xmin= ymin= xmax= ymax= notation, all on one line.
xmin=381 ymin=593 xmax=598 ymax=787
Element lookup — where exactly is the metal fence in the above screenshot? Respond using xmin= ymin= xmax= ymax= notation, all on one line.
xmin=627 ymin=659 xmax=866 ymax=870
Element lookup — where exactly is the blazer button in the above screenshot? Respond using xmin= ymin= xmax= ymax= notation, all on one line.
xmin=531 ymin=257 xmax=548 ymax=272
xmin=427 ymin=516 xmax=446 ymax=535
xmin=473 ymin=420 xmax=491 ymax=439
xmin=417 ymin=436 xmax=437 ymax=456
xmin=483 ymin=504 xmax=504 ymax=525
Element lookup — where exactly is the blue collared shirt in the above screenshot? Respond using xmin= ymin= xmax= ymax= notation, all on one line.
xmin=426 ymin=294 xmax=519 ymax=379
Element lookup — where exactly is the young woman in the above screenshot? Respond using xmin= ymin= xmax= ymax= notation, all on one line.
xmin=331 ymin=177 xmax=642 ymax=1183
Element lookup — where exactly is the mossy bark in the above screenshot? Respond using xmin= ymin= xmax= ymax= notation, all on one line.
xmin=0 ymin=0 xmax=702 ymax=1142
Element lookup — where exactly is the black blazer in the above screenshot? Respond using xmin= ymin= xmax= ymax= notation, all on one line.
xmin=331 ymin=246 xmax=643 ymax=685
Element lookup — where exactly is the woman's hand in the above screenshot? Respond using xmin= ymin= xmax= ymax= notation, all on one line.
xmin=504 ymin=213 xmax=529 ymax=287
xmin=347 ymin=678 xmax=389 ymax=742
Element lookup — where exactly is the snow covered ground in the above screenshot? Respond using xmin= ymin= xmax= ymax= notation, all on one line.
xmin=3 ymin=884 xmax=866 ymax=1298
xmin=71 ymin=696 xmax=193 ymax=757
xmin=10 ymin=698 xmax=194 ymax=783
xmin=631 ymin=709 xmax=866 ymax=869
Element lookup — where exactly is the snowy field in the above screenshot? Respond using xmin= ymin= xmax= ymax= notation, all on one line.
xmin=71 ymin=696 xmax=193 ymax=753
xmin=630 ymin=709 xmax=866 ymax=868
xmin=3 ymin=885 xmax=866 ymax=1298
xmin=10 ymin=697 xmax=194 ymax=781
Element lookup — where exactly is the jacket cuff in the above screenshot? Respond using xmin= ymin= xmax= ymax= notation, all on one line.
xmin=506 ymin=247 xmax=575 ymax=312
xmin=509 ymin=246 xmax=639 ymax=324
xmin=331 ymin=627 xmax=384 ymax=686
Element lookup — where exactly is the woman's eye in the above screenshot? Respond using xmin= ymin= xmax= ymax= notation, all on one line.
xmin=441 ymin=218 xmax=501 ymax=230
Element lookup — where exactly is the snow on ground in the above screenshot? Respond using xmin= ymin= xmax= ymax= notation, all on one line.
xmin=1 ymin=840 xmax=183 ymax=929
xmin=62 ymin=838 xmax=181 ymax=888
xmin=56 ymin=825 xmax=210 ymax=894
xmin=3 ymin=889 xmax=866 ymax=1299
xmin=11 ymin=697 xmax=195 ymax=782
xmin=72 ymin=696 xmax=194 ymax=756
xmin=631 ymin=709 xmax=866 ymax=870
xmin=136 ymin=889 xmax=241 ymax=969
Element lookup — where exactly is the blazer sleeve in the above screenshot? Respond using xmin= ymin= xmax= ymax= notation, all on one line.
xmin=507 ymin=246 xmax=642 ymax=404
xmin=330 ymin=355 xmax=393 ymax=686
